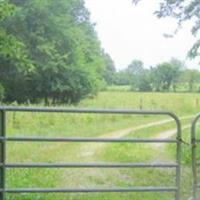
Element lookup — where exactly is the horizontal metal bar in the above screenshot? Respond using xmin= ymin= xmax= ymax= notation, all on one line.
xmin=1 ymin=187 xmax=177 ymax=193
xmin=0 ymin=106 xmax=175 ymax=116
xmin=1 ymin=162 xmax=178 ymax=168
xmin=0 ymin=137 xmax=177 ymax=143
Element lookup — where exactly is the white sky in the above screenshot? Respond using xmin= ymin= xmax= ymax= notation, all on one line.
xmin=84 ymin=0 xmax=200 ymax=70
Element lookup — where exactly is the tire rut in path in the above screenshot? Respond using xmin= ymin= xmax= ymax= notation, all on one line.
xmin=80 ymin=116 xmax=192 ymax=157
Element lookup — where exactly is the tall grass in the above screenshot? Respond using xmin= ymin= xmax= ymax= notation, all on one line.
xmin=4 ymin=91 xmax=200 ymax=200
xmin=80 ymin=92 xmax=200 ymax=115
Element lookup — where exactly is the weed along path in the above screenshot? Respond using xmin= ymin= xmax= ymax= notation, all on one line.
xmin=153 ymin=124 xmax=190 ymax=148
xmin=80 ymin=115 xmax=192 ymax=158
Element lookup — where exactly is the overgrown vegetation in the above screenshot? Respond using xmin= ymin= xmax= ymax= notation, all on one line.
xmin=4 ymin=91 xmax=200 ymax=200
xmin=0 ymin=0 xmax=115 ymax=104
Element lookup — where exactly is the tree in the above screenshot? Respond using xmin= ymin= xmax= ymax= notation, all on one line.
xmin=102 ymin=52 xmax=116 ymax=85
xmin=0 ymin=1 xmax=34 ymax=103
xmin=179 ymin=69 xmax=200 ymax=92
xmin=0 ymin=84 xmax=4 ymax=102
xmin=136 ymin=69 xmax=152 ymax=92
xmin=169 ymin=58 xmax=184 ymax=91
xmin=127 ymin=59 xmax=144 ymax=88
xmin=151 ymin=61 xmax=181 ymax=92
xmin=114 ymin=70 xmax=130 ymax=85
xmin=0 ymin=0 xmax=106 ymax=104
xmin=126 ymin=60 xmax=151 ymax=91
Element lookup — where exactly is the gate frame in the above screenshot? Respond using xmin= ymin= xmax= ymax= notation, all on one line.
xmin=0 ymin=106 xmax=182 ymax=200
xmin=191 ymin=113 xmax=200 ymax=200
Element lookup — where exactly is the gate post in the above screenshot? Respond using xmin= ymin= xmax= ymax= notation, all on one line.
xmin=191 ymin=114 xmax=200 ymax=200
xmin=0 ymin=110 xmax=6 ymax=200
xmin=172 ymin=114 xmax=182 ymax=200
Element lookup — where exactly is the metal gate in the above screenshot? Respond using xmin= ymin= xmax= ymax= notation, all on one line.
xmin=0 ymin=107 xmax=182 ymax=200
xmin=191 ymin=113 xmax=200 ymax=200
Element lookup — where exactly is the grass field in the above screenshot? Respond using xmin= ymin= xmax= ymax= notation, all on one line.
xmin=80 ymin=91 xmax=200 ymax=115
xmin=4 ymin=91 xmax=200 ymax=200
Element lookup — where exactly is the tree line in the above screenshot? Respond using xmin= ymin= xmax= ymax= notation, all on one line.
xmin=108 ymin=58 xmax=200 ymax=93
xmin=0 ymin=0 xmax=112 ymax=104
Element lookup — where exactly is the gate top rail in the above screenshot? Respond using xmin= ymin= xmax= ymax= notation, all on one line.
xmin=0 ymin=106 xmax=178 ymax=115
xmin=0 ymin=106 xmax=181 ymax=136
xmin=0 ymin=106 xmax=180 ymax=123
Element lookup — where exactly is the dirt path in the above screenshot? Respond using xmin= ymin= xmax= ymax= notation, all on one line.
xmin=80 ymin=115 xmax=192 ymax=157
xmin=153 ymin=124 xmax=190 ymax=148
xmin=61 ymin=115 xmax=193 ymax=188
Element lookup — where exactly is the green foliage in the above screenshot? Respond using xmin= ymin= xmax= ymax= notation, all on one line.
xmin=114 ymin=59 xmax=151 ymax=90
xmin=114 ymin=70 xmax=130 ymax=85
xmin=151 ymin=61 xmax=181 ymax=92
xmin=115 ymin=58 xmax=185 ymax=92
xmin=102 ymin=52 xmax=116 ymax=85
xmin=126 ymin=59 xmax=152 ymax=91
xmin=127 ymin=59 xmax=144 ymax=87
xmin=0 ymin=0 xmax=107 ymax=104
xmin=136 ymin=69 xmax=152 ymax=91
xmin=0 ymin=83 xmax=4 ymax=101
xmin=0 ymin=1 xmax=15 ymax=21
xmin=179 ymin=69 xmax=200 ymax=92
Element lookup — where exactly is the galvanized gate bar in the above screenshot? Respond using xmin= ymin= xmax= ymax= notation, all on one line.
xmin=0 ymin=136 xmax=177 ymax=143
xmin=0 ymin=106 xmax=185 ymax=115
xmin=0 ymin=111 xmax=6 ymax=200
xmin=0 ymin=107 xmax=182 ymax=200
xmin=0 ymin=187 xmax=177 ymax=193
xmin=0 ymin=162 xmax=178 ymax=168
xmin=191 ymin=113 xmax=200 ymax=200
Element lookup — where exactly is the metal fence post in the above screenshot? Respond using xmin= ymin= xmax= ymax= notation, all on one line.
xmin=0 ymin=110 xmax=6 ymax=200
xmin=169 ymin=114 xmax=181 ymax=200
xmin=176 ymin=123 xmax=181 ymax=200
xmin=191 ymin=114 xmax=200 ymax=200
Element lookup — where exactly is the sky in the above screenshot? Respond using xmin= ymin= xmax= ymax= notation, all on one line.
xmin=84 ymin=0 xmax=199 ymax=70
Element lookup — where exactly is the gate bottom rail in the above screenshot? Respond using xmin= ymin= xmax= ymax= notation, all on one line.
xmin=0 ymin=187 xmax=178 ymax=193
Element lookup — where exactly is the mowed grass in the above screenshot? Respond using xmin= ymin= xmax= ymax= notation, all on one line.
xmin=4 ymin=91 xmax=200 ymax=200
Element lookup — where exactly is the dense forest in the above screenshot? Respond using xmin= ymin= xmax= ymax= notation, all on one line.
xmin=0 ymin=0 xmax=113 ymax=104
